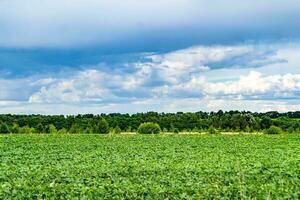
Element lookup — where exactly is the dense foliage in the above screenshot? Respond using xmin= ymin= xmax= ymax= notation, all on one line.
xmin=137 ymin=122 xmax=161 ymax=134
xmin=264 ymin=125 xmax=283 ymax=135
xmin=0 ymin=111 xmax=299 ymax=134
xmin=1 ymin=134 xmax=299 ymax=199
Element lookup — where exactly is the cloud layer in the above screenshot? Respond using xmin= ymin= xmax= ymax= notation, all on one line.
xmin=1 ymin=0 xmax=300 ymax=49
xmin=0 ymin=43 xmax=299 ymax=114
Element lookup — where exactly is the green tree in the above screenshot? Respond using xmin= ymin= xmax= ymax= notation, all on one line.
xmin=36 ymin=123 xmax=44 ymax=134
xmin=69 ymin=123 xmax=82 ymax=134
xmin=97 ymin=118 xmax=109 ymax=134
xmin=261 ymin=116 xmax=273 ymax=129
xmin=49 ymin=124 xmax=57 ymax=134
xmin=0 ymin=122 xmax=10 ymax=134
xmin=9 ymin=124 xmax=19 ymax=134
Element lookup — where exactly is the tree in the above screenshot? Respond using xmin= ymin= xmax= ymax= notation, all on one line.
xmin=97 ymin=118 xmax=109 ymax=134
xmin=69 ymin=123 xmax=82 ymax=134
xmin=36 ymin=123 xmax=44 ymax=134
xmin=0 ymin=122 xmax=10 ymax=134
xmin=49 ymin=124 xmax=57 ymax=134
xmin=137 ymin=122 xmax=161 ymax=134
xmin=261 ymin=116 xmax=273 ymax=129
xmin=10 ymin=124 xmax=19 ymax=134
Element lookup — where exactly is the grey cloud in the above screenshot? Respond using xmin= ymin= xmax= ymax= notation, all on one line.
xmin=0 ymin=0 xmax=300 ymax=48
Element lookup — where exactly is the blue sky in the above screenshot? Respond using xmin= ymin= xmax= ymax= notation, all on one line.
xmin=0 ymin=0 xmax=299 ymax=114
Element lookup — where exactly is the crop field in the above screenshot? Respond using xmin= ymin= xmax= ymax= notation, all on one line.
xmin=1 ymin=134 xmax=300 ymax=199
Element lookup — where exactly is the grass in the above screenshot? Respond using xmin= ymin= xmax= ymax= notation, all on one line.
xmin=1 ymin=134 xmax=300 ymax=199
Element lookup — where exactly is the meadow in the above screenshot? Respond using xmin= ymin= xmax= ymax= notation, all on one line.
xmin=1 ymin=134 xmax=300 ymax=199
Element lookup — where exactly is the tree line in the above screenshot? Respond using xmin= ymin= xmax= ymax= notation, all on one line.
xmin=0 ymin=111 xmax=299 ymax=134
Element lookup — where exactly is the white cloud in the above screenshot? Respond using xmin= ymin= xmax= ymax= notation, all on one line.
xmin=0 ymin=43 xmax=299 ymax=114
xmin=144 ymin=44 xmax=286 ymax=85
xmin=205 ymin=71 xmax=300 ymax=98
xmin=29 ymin=69 xmax=110 ymax=103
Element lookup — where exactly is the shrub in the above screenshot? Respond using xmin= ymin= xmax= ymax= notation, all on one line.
xmin=192 ymin=127 xmax=200 ymax=133
xmin=137 ymin=122 xmax=161 ymax=134
xmin=208 ymin=126 xmax=219 ymax=134
xmin=114 ymin=126 xmax=122 ymax=134
xmin=83 ymin=127 xmax=93 ymax=134
xmin=19 ymin=126 xmax=35 ymax=134
xmin=170 ymin=124 xmax=179 ymax=133
xmin=264 ymin=126 xmax=283 ymax=135
xmin=126 ymin=126 xmax=132 ymax=132
xmin=287 ymin=127 xmax=294 ymax=134
xmin=57 ymin=128 xmax=67 ymax=134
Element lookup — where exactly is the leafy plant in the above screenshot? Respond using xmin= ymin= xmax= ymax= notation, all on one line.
xmin=114 ymin=126 xmax=122 ymax=134
xmin=49 ymin=124 xmax=57 ymax=134
xmin=264 ymin=126 xmax=283 ymax=134
xmin=1 ymin=134 xmax=300 ymax=199
xmin=97 ymin=118 xmax=110 ymax=134
xmin=57 ymin=128 xmax=67 ymax=134
xmin=0 ymin=123 xmax=10 ymax=134
xmin=208 ymin=126 xmax=219 ymax=134
xmin=137 ymin=122 xmax=161 ymax=134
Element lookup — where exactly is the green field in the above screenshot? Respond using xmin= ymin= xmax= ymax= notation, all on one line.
xmin=1 ymin=134 xmax=300 ymax=199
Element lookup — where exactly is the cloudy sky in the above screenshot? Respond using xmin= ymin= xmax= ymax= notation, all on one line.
xmin=0 ymin=0 xmax=299 ymax=114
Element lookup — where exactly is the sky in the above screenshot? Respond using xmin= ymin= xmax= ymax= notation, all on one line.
xmin=0 ymin=0 xmax=299 ymax=114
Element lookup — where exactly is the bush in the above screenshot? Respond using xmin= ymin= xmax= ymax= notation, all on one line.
xmin=126 ymin=126 xmax=132 ymax=132
xmin=137 ymin=122 xmax=161 ymax=134
xmin=114 ymin=126 xmax=122 ymax=134
xmin=208 ymin=126 xmax=219 ymax=134
xmin=287 ymin=127 xmax=294 ymax=134
xmin=57 ymin=128 xmax=67 ymax=134
xmin=19 ymin=126 xmax=35 ymax=134
xmin=83 ymin=127 xmax=93 ymax=134
xmin=264 ymin=126 xmax=283 ymax=135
